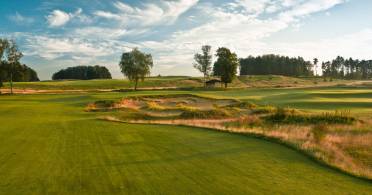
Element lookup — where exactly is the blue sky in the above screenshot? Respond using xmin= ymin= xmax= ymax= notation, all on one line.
xmin=1 ymin=0 xmax=372 ymax=80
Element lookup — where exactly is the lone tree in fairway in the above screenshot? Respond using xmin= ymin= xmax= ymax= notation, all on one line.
xmin=193 ymin=45 xmax=212 ymax=88
xmin=1 ymin=38 xmax=23 ymax=93
xmin=214 ymin=47 xmax=239 ymax=88
xmin=119 ymin=48 xmax=153 ymax=90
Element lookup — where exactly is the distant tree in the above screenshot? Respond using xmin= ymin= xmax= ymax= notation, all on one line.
xmin=313 ymin=58 xmax=318 ymax=76
xmin=213 ymin=47 xmax=239 ymax=88
xmin=52 ymin=65 xmax=111 ymax=80
xmin=6 ymin=38 xmax=23 ymax=93
xmin=119 ymin=48 xmax=153 ymax=90
xmin=0 ymin=38 xmax=10 ymax=89
xmin=193 ymin=45 xmax=212 ymax=88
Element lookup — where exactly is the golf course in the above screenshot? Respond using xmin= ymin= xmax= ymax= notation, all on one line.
xmin=1 ymin=82 xmax=372 ymax=194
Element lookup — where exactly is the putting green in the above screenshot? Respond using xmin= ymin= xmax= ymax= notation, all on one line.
xmin=0 ymin=91 xmax=371 ymax=194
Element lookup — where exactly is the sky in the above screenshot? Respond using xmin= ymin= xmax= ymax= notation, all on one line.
xmin=1 ymin=0 xmax=372 ymax=80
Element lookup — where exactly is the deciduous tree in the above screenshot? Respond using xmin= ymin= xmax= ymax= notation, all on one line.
xmin=6 ymin=38 xmax=23 ymax=93
xmin=213 ymin=47 xmax=239 ymax=88
xmin=119 ymin=48 xmax=153 ymax=90
xmin=193 ymin=45 xmax=212 ymax=88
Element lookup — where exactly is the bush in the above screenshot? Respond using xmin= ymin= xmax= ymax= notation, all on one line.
xmin=311 ymin=123 xmax=328 ymax=143
xmin=212 ymin=103 xmax=219 ymax=109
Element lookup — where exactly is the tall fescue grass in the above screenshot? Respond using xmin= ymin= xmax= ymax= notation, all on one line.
xmin=262 ymin=108 xmax=358 ymax=125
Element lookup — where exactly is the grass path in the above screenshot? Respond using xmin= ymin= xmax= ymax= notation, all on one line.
xmin=0 ymin=91 xmax=371 ymax=194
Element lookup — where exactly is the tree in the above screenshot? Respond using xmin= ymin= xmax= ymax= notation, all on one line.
xmin=313 ymin=58 xmax=318 ymax=76
xmin=213 ymin=47 xmax=239 ymax=88
xmin=0 ymin=38 xmax=9 ymax=89
xmin=119 ymin=48 xmax=153 ymax=90
xmin=193 ymin=45 xmax=212 ymax=88
xmin=6 ymin=38 xmax=23 ymax=93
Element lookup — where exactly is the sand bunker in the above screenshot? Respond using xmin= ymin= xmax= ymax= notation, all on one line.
xmin=121 ymin=96 xmax=236 ymax=116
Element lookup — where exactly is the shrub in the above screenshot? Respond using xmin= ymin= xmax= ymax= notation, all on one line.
xmin=294 ymin=81 xmax=298 ymax=84
xmin=212 ymin=103 xmax=219 ymax=109
xmin=311 ymin=123 xmax=328 ymax=143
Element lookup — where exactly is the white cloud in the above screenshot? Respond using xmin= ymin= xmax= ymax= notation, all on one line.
xmin=74 ymin=27 xmax=151 ymax=38
xmin=46 ymin=10 xmax=72 ymax=27
xmin=7 ymin=12 xmax=34 ymax=24
xmin=325 ymin=12 xmax=331 ymax=16
xmin=278 ymin=0 xmax=344 ymax=22
xmin=94 ymin=0 xmax=199 ymax=26
xmin=45 ymin=8 xmax=89 ymax=27
xmin=231 ymin=0 xmax=271 ymax=13
xmin=113 ymin=2 xmax=134 ymax=13
xmin=93 ymin=11 xmax=121 ymax=20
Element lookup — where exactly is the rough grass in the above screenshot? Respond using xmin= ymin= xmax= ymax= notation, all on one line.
xmin=262 ymin=108 xmax=359 ymax=125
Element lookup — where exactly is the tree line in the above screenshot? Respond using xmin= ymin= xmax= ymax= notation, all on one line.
xmin=321 ymin=56 xmax=372 ymax=81
xmin=239 ymin=54 xmax=313 ymax=77
xmin=1 ymin=38 xmax=39 ymax=92
xmin=52 ymin=65 xmax=112 ymax=80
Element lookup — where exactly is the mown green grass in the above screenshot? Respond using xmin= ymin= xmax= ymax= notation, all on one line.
xmin=0 ymin=89 xmax=372 ymax=194
xmin=3 ymin=75 xmax=364 ymax=91
xmin=1 ymin=77 xmax=200 ymax=90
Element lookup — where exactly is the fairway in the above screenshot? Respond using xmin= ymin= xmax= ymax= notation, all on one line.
xmin=0 ymin=90 xmax=372 ymax=194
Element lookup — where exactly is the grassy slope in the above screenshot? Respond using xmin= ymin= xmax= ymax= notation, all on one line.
xmin=1 ymin=75 xmax=363 ymax=90
xmin=0 ymin=90 xmax=372 ymax=194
